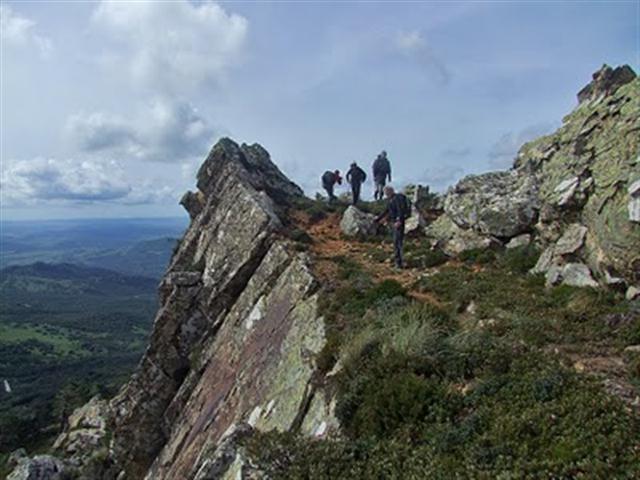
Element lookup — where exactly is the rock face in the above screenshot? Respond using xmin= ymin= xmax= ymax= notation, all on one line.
xmin=577 ymin=64 xmax=636 ymax=104
xmin=427 ymin=64 xmax=640 ymax=287
xmin=104 ymin=138 xmax=332 ymax=480
xmin=7 ymin=455 xmax=65 ymax=480
xmin=444 ymin=171 xmax=539 ymax=238
xmin=340 ymin=206 xmax=377 ymax=237
xmin=8 ymin=138 xmax=337 ymax=480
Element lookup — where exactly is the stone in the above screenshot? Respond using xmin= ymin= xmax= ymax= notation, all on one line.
xmin=7 ymin=449 xmax=27 ymax=470
xmin=626 ymin=286 xmax=640 ymax=301
xmin=554 ymin=224 xmax=588 ymax=256
xmin=506 ymin=233 xmax=531 ymax=249
xmin=425 ymin=215 xmax=494 ymax=256
xmin=545 ymin=264 xmax=564 ymax=287
xmin=560 ymin=263 xmax=599 ymax=288
xmin=530 ymin=246 xmax=556 ymax=275
xmin=577 ymin=64 xmax=636 ymax=104
xmin=404 ymin=205 xmax=426 ymax=235
xmin=604 ymin=270 xmax=626 ymax=289
xmin=444 ymin=170 xmax=539 ymax=238
xmin=624 ymin=345 xmax=640 ymax=354
xmin=7 ymin=455 xmax=65 ymax=480
xmin=554 ymin=177 xmax=579 ymax=207
xmin=180 ymin=190 xmax=205 ymax=219
xmin=629 ymin=179 xmax=640 ymax=222
xmin=340 ymin=206 xmax=377 ymax=237
xmin=53 ymin=396 xmax=110 ymax=457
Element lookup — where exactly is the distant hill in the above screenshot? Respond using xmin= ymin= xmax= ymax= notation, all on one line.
xmin=0 ymin=262 xmax=159 ymax=454
xmin=76 ymin=237 xmax=178 ymax=279
xmin=0 ymin=217 xmax=185 ymax=278
xmin=0 ymin=262 xmax=158 ymax=301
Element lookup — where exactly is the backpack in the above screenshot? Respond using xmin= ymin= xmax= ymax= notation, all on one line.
xmin=398 ymin=193 xmax=412 ymax=219
xmin=373 ymin=157 xmax=390 ymax=176
xmin=321 ymin=171 xmax=335 ymax=186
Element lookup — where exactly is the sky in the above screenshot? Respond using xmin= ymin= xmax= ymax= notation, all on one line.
xmin=1 ymin=0 xmax=638 ymax=220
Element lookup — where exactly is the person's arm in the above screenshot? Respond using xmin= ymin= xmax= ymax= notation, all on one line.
xmin=346 ymin=170 xmax=352 ymax=184
xmin=388 ymin=165 xmax=392 ymax=182
xmin=375 ymin=204 xmax=389 ymax=223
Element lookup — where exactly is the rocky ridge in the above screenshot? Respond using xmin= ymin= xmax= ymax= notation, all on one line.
xmin=426 ymin=64 xmax=639 ymax=292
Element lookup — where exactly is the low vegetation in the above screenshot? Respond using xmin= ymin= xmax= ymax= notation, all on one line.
xmin=248 ymin=243 xmax=640 ymax=478
xmin=0 ymin=263 xmax=157 ymax=457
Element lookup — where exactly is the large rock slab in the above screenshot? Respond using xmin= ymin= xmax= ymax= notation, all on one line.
xmin=7 ymin=455 xmax=65 ymax=480
xmin=340 ymin=206 xmax=377 ymax=237
xmin=425 ymin=215 xmax=494 ymax=256
xmin=577 ymin=64 xmax=636 ymax=104
xmin=444 ymin=170 xmax=539 ymax=238
xmin=84 ymin=138 xmax=330 ymax=480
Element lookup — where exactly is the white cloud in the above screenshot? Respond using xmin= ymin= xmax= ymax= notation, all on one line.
xmin=65 ymin=98 xmax=216 ymax=162
xmin=91 ymin=0 xmax=248 ymax=94
xmin=394 ymin=29 xmax=450 ymax=85
xmin=488 ymin=123 xmax=557 ymax=168
xmin=0 ymin=157 xmax=176 ymax=206
xmin=0 ymin=4 xmax=52 ymax=57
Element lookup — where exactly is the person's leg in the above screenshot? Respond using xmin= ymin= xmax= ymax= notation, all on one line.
xmin=398 ymin=223 xmax=404 ymax=268
xmin=325 ymin=185 xmax=334 ymax=203
xmin=393 ymin=223 xmax=405 ymax=268
xmin=354 ymin=183 xmax=361 ymax=205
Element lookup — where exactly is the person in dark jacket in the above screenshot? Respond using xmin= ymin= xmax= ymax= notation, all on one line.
xmin=321 ymin=170 xmax=342 ymax=203
xmin=375 ymin=186 xmax=410 ymax=268
xmin=372 ymin=151 xmax=392 ymax=200
xmin=346 ymin=162 xmax=367 ymax=205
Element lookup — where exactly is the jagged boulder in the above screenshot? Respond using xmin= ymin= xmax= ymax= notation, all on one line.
xmin=552 ymin=263 xmax=599 ymax=288
xmin=340 ymin=206 xmax=377 ymax=237
xmin=7 ymin=455 xmax=66 ymax=480
xmin=629 ymin=179 xmax=640 ymax=222
xmin=506 ymin=234 xmax=531 ymax=249
xmin=52 ymin=396 xmax=111 ymax=474
xmin=577 ymin=64 xmax=636 ymax=104
xmin=70 ymin=138 xmax=333 ymax=480
xmin=425 ymin=215 xmax=495 ymax=256
xmin=444 ymin=170 xmax=538 ymax=238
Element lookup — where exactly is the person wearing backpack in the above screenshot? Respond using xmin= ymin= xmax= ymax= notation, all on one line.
xmin=372 ymin=151 xmax=392 ymax=201
xmin=321 ymin=170 xmax=342 ymax=203
xmin=375 ymin=186 xmax=412 ymax=268
xmin=346 ymin=162 xmax=367 ymax=205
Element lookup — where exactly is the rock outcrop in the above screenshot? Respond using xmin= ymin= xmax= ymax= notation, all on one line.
xmin=427 ymin=64 xmax=640 ymax=288
xmin=9 ymin=138 xmax=337 ymax=480
xmin=340 ymin=206 xmax=377 ymax=237
xmin=7 ymin=455 xmax=66 ymax=480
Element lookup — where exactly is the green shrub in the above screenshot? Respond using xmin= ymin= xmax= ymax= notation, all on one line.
xmin=288 ymin=227 xmax=313 ymax=244
xmin=458 ymin=248 xmax=496 ymax=265
xmin=497 ymin=244 xmax=540 ymax=274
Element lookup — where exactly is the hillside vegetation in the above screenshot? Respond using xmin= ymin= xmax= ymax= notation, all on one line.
xmin=248 ymin=208 xmax=640 ymax=478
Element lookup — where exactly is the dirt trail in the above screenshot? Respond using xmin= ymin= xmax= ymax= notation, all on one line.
xmin=294 ymin=211 xmax=438 ymax=304
xmin=293 ymin=209 xmax=640 ymax=410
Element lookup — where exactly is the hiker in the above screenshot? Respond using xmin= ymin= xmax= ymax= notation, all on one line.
xmin=372 ymin=150 xmax=392 ymax=201
xmin=321 ymin=169 xmax=342 ymax=203
xmin=375 ymin=186 xmax=411 ymax=269
xmin=346 ymin=162 xmax=367 ymax=205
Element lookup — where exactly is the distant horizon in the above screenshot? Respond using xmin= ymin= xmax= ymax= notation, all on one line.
xmin=0 ymin=214 xmax=189 ymax=224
